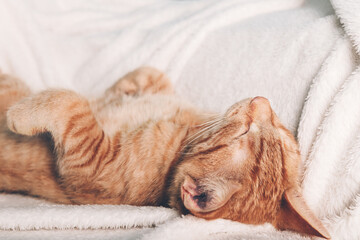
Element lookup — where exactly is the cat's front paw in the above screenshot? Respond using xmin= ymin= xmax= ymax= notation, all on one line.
xmin=6 ymin=98 xmax=41 ymax=136
xmin=0 ymin=72 xmax=31 ymax=113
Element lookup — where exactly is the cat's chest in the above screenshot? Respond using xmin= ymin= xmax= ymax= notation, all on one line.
xmin=94 ymin=95 xmax=197 ymax=135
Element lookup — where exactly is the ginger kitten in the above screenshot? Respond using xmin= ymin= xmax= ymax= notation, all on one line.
xmin=0 ymin=67 xmax=329 ymax=238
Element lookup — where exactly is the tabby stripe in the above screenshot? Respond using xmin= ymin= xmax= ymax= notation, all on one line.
xmin=71 ymin=131 xmax=104 ymax=168
xmin=120 ymin=179 xmax=130 ymax=201
xmin=112 ymin=142 xmax=131 ymax=178
xmin=256 ymin=138 xmax=264 ymax=164
xmin=132 ymin=128 xmax=144 ymax=157
xmin=66 ymin=136 xmax=89 ymax=156
xmin=72 ymin=121 xmax=97 ymax=138
xmin=157 ymin=82 xmax=167 ymax=92
xmin=250 ymin=138 xmax=264 ymax=181
xmin=149 ymin=123 xmax=162 ymax=158
xmin=102 ymin=132 xmax=122 ymax=168
xmin=66 ymin=101 xmax=80 ymax=112
xmin=75 ymin=131 xmax=105 ymax=168
xmin=250 ymin=165 xmax=260 ymax=181
xmin=79 ymin=137 xmax=98 ymax=158
xmin=62 ymin=112 xmax=91 ymax=145
xmin=92 ymin=137 xmax=111 ymax=177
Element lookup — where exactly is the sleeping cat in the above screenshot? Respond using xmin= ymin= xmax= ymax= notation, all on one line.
xmin=0 ymin=67 xmax=329 ymax=238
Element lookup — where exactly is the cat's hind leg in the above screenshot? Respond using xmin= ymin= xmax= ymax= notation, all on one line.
xmin=106 ymin=66 xmax=174 ymax=97
xmin=92 ymin=67 xmax=174 ymax=112
xmin=6 ymin=90 xmax=116 ymax=203
xmin=0 ymin=71 xmax=31 ymax=115
xmin=0 ymin=72 xmax=71 ymax=202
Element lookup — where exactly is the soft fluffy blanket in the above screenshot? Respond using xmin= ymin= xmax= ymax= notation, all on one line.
xmin=0 ymin=0 xmax=359 ymax=239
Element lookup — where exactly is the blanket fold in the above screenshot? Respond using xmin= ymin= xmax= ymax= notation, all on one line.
xmin=0 ymin=194 xmax=178 ymax=230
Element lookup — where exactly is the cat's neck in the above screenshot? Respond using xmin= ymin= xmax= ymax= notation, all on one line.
xmin=159 ymin=117 xmax=214 ymax=207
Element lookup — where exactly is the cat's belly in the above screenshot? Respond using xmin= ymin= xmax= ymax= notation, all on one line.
xmin=82 ymin=95 xmax=201 ymax=206
xmin=96 ymin=95 xmax=197 ymax=135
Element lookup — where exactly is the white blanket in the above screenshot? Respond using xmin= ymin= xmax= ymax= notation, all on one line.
xmin=0 ymin=0 xmax=359 ymax=239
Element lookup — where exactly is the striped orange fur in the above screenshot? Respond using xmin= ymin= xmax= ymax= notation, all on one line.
xmin=0 ymin=67 xmax=329 ymax=238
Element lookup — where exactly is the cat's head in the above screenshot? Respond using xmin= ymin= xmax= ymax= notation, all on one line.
xmin=168 ymin=97 xmax=330 ymax=239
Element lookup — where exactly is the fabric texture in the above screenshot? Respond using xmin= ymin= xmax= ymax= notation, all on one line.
xmin=0 ymin=0 xmax=359 ymax=239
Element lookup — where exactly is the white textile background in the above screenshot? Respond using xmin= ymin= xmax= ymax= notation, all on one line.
xmin=1 ymin=0 xmax=360 ymax=239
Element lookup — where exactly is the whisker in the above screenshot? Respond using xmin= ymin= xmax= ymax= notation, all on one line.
xmin=186 ymin=122 xmax=219 ymax=143
xmin=194 ymin=116 xmax=223 ymax=132
xmin=191 ymin=120 xmax=222 ymax=139
xmin=180 ymin=116 xmax=225 ymax=154
xmin=195 ymin=116 xmax=222 ymax=127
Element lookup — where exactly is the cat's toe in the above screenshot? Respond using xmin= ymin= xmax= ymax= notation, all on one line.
xmin=6 ymin=103 xmax=36 ymax=136
xmin=6 ymin=107 xmax=20 ymax=134
xmin=106 ymin=66 xmax=173 ymax=97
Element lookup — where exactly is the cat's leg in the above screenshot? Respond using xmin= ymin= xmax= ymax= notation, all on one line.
xmin=92 ymin=67 xmax=174 ymax=112
xmin=106 ymin=66 xmax=174 ymax=97
xmin=0 ymin=71 xmax=31 ymax=115
xmin=0 ymin=73 xmax=72 ymax=203
xmin=6 ymin=90 xmax=116 ymax=203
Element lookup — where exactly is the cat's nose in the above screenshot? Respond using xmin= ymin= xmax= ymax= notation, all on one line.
xmin=250 ymin=96 xmax=272 ymax=122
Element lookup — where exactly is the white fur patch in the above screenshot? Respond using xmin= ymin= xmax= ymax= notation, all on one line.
xmin=232 ymin=148 xmax=248 ymax=164
xmin=250 ymin=123 xmax=259 ymax=133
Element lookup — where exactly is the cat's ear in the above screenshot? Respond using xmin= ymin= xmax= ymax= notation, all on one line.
xmin=274 ymin=188 xmax=330 ymax=239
